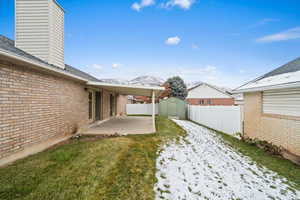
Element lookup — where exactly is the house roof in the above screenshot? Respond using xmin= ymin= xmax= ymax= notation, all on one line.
xmin=65 ymin=64 xmax=99 ymax=82
xmin=0 ymin=35 xmax=99 ymax=82
xmin=188 ymin=82 xmax=233 ymax=97
xmin=0 ymin=35 xmax=165 ymax=96
xmin=260 ymin=57 xmax=300 ymax=80
xmin=234 ymin=57 xmax=300 ymax=93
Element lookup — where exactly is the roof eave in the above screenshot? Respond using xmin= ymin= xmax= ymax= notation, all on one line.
xmin=0 ymin=49 xmax=88 ymax=83
xmin=87 ymin=81 xmax=165 ymax=96
xmin=88 ymin=81 xmax=165 ymax=90
xmin=232 ymin=81 xmax=300 ymax=93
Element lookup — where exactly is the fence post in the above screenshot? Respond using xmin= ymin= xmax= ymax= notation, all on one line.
xmin=152 ymin=90 xmax=156 ymax=132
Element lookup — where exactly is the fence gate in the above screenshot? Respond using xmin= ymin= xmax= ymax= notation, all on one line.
xmin=159 ymin=97 xmax=187 ymax=119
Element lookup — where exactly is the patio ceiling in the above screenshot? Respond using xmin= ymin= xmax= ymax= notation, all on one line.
xmin=86 ymin=81 xmax=165 ymax=97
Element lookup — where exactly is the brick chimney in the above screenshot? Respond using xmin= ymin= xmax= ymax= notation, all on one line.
xmin=15 ymin=0 xmax=65 ymax=69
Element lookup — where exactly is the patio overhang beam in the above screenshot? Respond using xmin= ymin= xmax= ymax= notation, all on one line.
xmin=86 ymin=81 xmax=165 ymax=97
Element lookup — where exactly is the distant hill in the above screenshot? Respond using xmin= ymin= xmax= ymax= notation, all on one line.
xmin=129 ymin=76 xmax=165 ymax=86
xmin=100 ymin=76 xmax=165 ymax=86
xmin=100 ymin=78 xmax=129 ymax=85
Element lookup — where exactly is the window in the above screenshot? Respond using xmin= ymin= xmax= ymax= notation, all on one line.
xmin=207 ymin=99 xmax=212 ymax=105
xmin=95 ymin=92 xmax=102 ymax=121
xmin=263 ymin=88 xmax=300 ymax=117
xmin=88 ymin=92 xmax=93 ymax=119
xmin=199 ymin=100 xmax=205 ymax=105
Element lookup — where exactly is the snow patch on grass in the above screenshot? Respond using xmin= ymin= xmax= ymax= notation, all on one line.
xmin=155 ymin=120 xmax=300 ymax=200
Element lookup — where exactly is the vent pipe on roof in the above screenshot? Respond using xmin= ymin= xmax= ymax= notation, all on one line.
xmin=15 ymin=0 xmax=65 ymax=69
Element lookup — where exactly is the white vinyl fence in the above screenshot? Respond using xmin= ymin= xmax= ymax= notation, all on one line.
xmin=126 ymin=104 xmax=158 ymax=115
xmin=188 ymin=105 xmax=243 ymax=136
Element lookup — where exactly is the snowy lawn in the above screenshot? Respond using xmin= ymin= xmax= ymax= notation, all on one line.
xmin=155 ymin=120 xmax=300 ymax=200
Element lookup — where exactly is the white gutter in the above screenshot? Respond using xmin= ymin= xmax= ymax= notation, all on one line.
xmin=87 ymin=81 xmax=165 ymax=91
xmin=0 ymin=49 xmax=88 ymax=83
xmin=232 ymin=81 xmax=300 ymax=93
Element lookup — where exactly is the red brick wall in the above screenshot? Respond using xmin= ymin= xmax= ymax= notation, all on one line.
xmin=187 ymin=98 xmax=235 ymax=106
xmin=0 ymin=61 xmax=91 ymax=159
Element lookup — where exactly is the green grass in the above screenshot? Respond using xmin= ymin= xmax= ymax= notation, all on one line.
xmin=190 ymin=120 xmax=300 ymax=190
xmin=0 ymin=116 xmax=185 ymax=200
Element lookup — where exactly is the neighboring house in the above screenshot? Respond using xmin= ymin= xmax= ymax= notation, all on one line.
xmin=130 ymin=96 xmax=152 ymax=104
xmin=0 ymin=0 xmax=164 ymax=164
xmin=186 ymin=82 xmax=235 ymax=106
xmin=234 ymin=57 xmax=300 ymax=159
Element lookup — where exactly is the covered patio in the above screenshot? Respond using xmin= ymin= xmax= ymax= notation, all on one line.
xmin=84 ymin=81 xmax=165 ymax=135
xmin=83 ymin=116 xmax=154 ymax=135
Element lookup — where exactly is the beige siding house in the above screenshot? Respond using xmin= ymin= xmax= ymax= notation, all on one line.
xmin=0 ymin=0 xmax=164 ymax=166
xmin=234 ymin=57 xmax=300 ymax=159
xmin=187 ymin=83 xmax=235 ymax=106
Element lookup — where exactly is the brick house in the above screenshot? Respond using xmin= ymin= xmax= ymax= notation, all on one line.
xmin=186 ymin=82 xmax=235 ymax=106
xmin=234 ymin=57 xmax=300 ymax=159
xmin=0 ymin=0 xmax=164 ymax=165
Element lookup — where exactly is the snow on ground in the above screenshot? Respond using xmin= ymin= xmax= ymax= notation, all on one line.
xmin=155 ymin=120 xmax=300 ymax=200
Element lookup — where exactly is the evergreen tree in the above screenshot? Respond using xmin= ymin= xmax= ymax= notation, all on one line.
xmin=165 ymin=76 xmax=188 ymax=100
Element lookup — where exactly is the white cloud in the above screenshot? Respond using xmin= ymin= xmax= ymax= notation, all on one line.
xmin=165 ymin=36 xmax=181 ymax=45
xmin=131 ymin=0 xmax=155 ymax=11
xmin=90 ymin=64 xmax=103 ymax=70
xmin=258 ymin=18 xmax=279 ymax=26
xmin=179 ymin=65 xmax=218 ymax=80
xmin=192 ymin=44 xmax=199 ymax=49
xmin=151 ymin=65 xmax=253 ymax=88
xmin=162 ymin=0 xmax=195 ymax=10
xmin=256 ymin=27 xmax=300 ymax=43
xmin=85 ymin=62 xmax=252 ymax=89
xmin=112 ymin=63 xmax=122 ymax=68
xmin=239 ymin=69 xmax=246 ymax=74
xmin=248 ymin=18 xmax=279 ymax=29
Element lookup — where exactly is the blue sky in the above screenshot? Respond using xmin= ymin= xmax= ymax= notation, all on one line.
xmin=1 ymin=0 xmax=300 ymax=88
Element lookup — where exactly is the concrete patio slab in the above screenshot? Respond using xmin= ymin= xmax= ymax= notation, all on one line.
xmin=82 ymin=116 xmax=155 ymax=135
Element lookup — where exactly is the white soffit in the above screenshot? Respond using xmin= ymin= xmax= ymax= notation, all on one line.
xmin=87 ymin=82 xmax=165 ymax=97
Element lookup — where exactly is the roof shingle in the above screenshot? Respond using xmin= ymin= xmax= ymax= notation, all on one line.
xmin=0 ymin=35 xmax=99 ymax=82
xmin=259 ymin=57 xmax=300 ymax=80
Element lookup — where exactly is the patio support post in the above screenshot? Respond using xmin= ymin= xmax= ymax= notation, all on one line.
xmin=152 ymin=90 xmax=156 ymax=132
